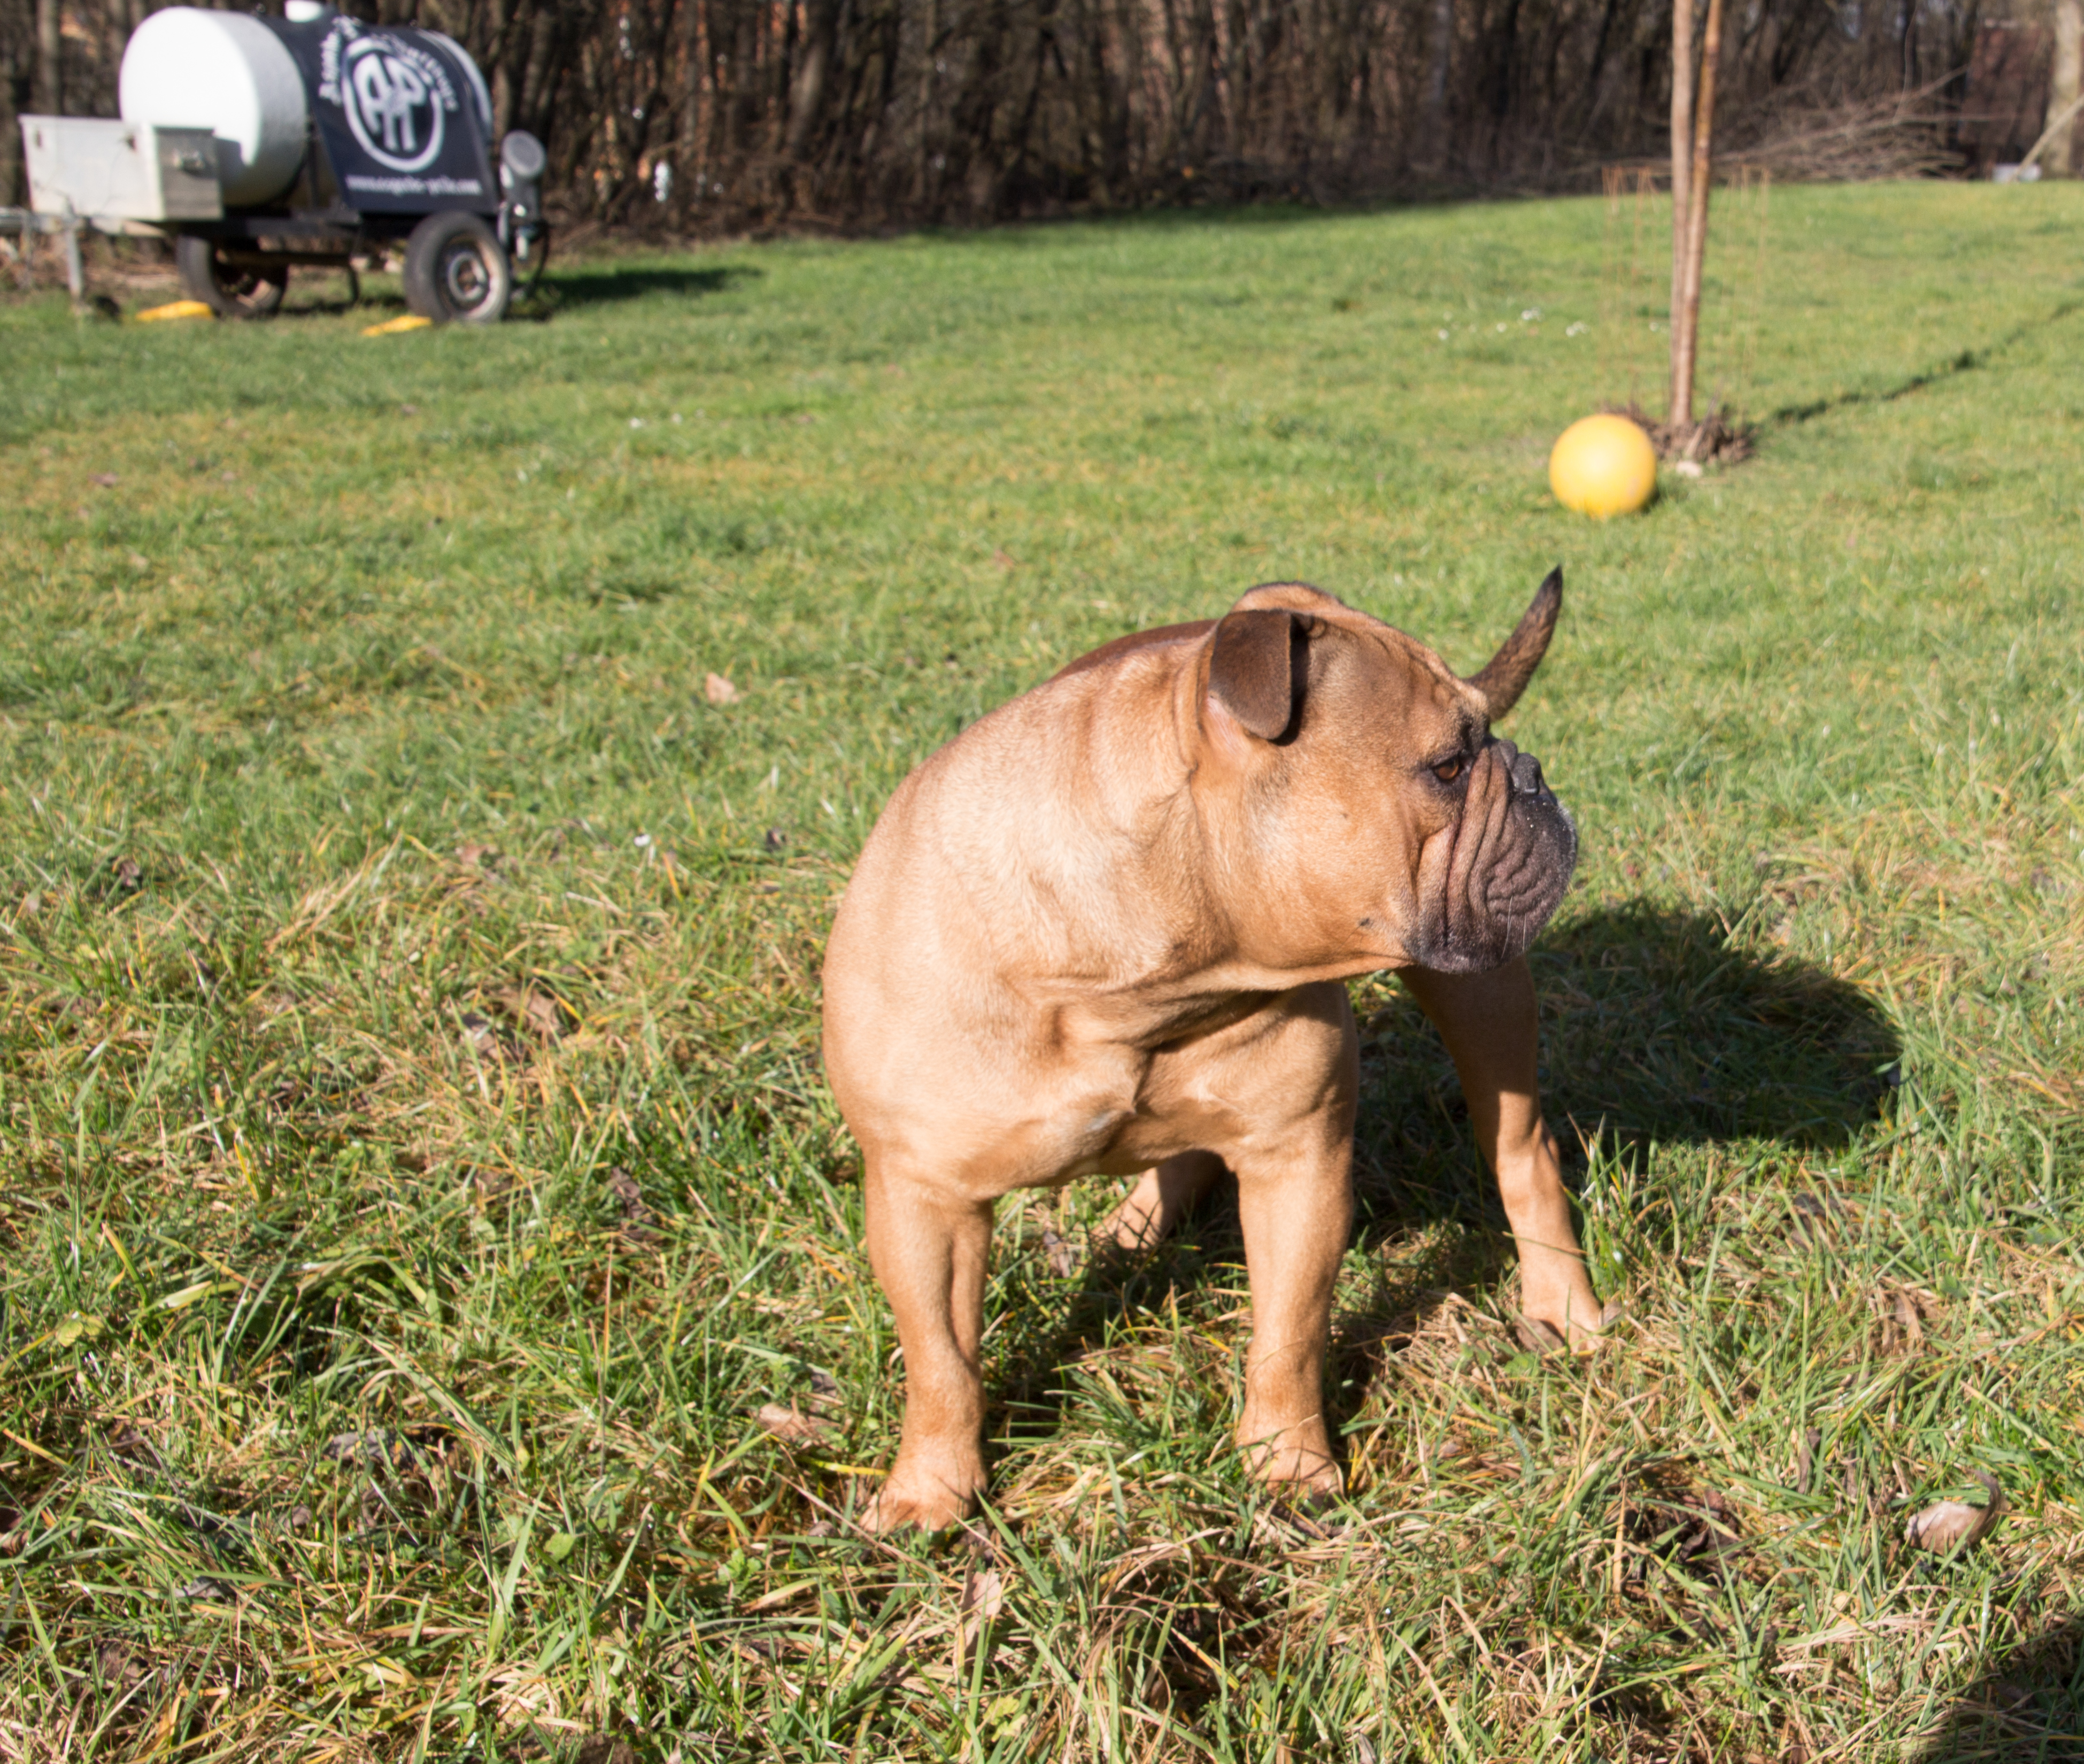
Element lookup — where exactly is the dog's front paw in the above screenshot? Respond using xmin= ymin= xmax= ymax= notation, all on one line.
xmin=1516 ymin=1295 xmax=1624 ymax=1353
xmin=1516 ymin=1258 xmax=1614 ymax=1352
xmin=859 ymin=1453 xmax=985 ymax=1535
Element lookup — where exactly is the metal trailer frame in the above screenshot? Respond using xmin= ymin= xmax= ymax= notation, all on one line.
xmin=0 ymin=207 xmax=90 ymax=303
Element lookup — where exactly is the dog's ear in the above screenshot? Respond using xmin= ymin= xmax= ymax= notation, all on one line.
xmin=1207 ymin=608 xmax=1310 ymax=742
xmin=1465 ymin=567 xmax=1561 ymax=719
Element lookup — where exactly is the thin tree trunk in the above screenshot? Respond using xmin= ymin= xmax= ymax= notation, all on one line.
xmin=1667 ymin=0 xmax=1692 ymax=417
xmin=485 ymin=0 xmax=516 ymax=139
xmin=1 ymin=23 xmax=19 ymax=207
xmin=1423 ymin=0 xmax=1453 ymax=167
xmin=34 ymin=0 xmax=60 ymax=113
xmin=1580 ymin=0 xmax=1619 ymax=134
xmin=1859 ymin=0 xmax=1890 ymax=88
xmin=785 ymin=0 xmax=832 ymax=159
xmin=682 ymin=0 xmax=705 ymax=201
xmin=2049 ymin=0 xmax=2082 ymax=176
xmin=914 ymin=0 xmax=937 ymax=204
xmin=1670 ymin=0 xmax=1723 ymax=432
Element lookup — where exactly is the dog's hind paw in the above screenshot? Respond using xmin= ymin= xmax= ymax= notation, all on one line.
xmin=1514 ymin=1314 xmax=1569 ymax=1354
xmin=1516 ymin=1300 xmax=1627 ymax=1354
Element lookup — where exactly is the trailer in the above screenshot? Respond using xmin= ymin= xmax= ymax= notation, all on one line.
xmin=19 ymin=3 xmax=545 ymax=322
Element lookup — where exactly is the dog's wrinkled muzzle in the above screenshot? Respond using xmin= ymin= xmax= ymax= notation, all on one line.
xmin=1421 ymin=736 xmax=1577 ymax=973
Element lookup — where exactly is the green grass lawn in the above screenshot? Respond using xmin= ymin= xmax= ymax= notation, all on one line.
xmin=2 ymin=181 xmax=2081 ymax=1762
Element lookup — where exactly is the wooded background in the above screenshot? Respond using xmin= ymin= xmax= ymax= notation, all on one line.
xmin=0 ymin=0 xmax=2066 ymax=227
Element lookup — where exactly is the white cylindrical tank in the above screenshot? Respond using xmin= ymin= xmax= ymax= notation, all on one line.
xmin=120 ymin=9 xmax=308 ymax=207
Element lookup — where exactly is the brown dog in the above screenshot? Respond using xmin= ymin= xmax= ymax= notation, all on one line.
xmin=821 ymin=572 xmax=1604 ymax=1532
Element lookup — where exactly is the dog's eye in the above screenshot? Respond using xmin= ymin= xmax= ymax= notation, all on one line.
xmin=1432 ymin=757 xmax=1463 ymax=783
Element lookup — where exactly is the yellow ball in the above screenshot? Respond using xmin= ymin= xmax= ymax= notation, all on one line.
xmin=1549 ymin=414 xmax=1658 ymax=518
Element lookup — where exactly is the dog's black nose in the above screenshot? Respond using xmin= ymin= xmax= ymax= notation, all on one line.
xmin=1486 ymin=737 xmax=1546 ymax=798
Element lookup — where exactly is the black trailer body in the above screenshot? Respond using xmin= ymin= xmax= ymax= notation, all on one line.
xmin=274 ymin=16 xmax=497 ymax=219
xmin=164 ymin=12 xmax=539 ymax=321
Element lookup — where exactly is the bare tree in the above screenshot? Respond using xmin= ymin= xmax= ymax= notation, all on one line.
xmin=1669 ymin=0 xmax=1726 ymax=433
xmin=34 ymin=0 xmax=60 ymax=115
xmin=1669 ymin=0 xmax=1693 ymax=381
xmin=2048 ymin=0 xmax=2083 ymax=174
xmin=9 ymin=0 xmax=1982 ymax=228
xmin=0 ymin=0 xmax=28 ymax=206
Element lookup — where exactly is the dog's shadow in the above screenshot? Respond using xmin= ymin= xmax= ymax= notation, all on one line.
xmin=1911 ymin=1611 xmax=2084 ymax=1761
xmin=988 ymin=901 xmax=1902 ymax=1452
xmin=1356 ymin=899 xmax=1902 ymax=1225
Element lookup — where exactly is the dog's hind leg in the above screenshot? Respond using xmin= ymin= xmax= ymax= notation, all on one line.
xmin=860 ymin=1160 xmax=993 ymax=1533
xmin=1100 ymin=1150 xmax=1226 ymax=1252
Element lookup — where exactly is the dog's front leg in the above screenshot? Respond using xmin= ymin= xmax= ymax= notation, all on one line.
xmin=1401 ymin=957 xmax=1606 ymax=1348
xmin=1232 ymin=1137 xmax=1350 ymax=1500
xmin=861 ymin=1160 xmax=993 ymax=1532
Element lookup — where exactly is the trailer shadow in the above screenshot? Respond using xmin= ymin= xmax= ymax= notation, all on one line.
xmin=535 ymin=263 xmax=760 ymax=310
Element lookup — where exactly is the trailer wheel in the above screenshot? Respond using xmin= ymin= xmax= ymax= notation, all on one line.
xmin=403 ymin=212 xmax=513 ymax=325
xmin=176 ymin=235 xmax=288 ymax=318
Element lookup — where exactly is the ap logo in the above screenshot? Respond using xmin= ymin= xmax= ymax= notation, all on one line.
xmin=342 ymin=34 xmax=451 ymax=172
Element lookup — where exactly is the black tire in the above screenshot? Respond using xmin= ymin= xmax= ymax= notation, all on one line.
xmin=402 ymin=211 xmax=513 ymax=325
xmin=175 ymin=234 xmax=287 ymax=318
